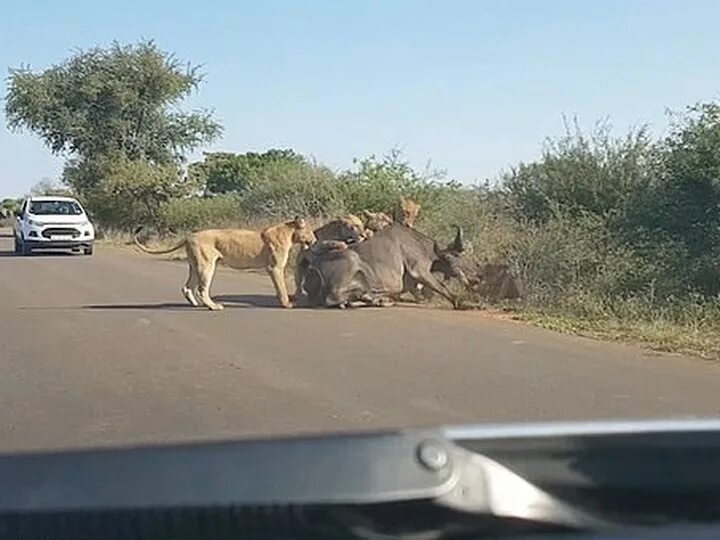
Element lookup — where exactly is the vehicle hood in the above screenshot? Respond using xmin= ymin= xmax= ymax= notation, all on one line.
xmin=28 ymin=214 xmax=90 ymax=225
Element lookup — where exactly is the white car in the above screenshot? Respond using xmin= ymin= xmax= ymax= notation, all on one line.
xmin=14 ymin=196 xmax=95 ymax=255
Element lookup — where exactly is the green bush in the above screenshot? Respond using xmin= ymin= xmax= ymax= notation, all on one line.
xmin=64 ymin=155 xmax=195 ymax=230
xmin=338 ymin=150 xmax=458 ymax=218
xmin=158 ymin=194 xmax=244 ymax=231
xmin=236 ymin=160 xmax=346 ymax=219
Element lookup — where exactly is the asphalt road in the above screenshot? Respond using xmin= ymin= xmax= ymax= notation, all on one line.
xmin=1 ymin=229 xmax=719 ymax=452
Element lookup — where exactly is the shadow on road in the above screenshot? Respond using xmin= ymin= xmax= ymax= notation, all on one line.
xmin=82 ymin=302 xmax=196 ymax=311
xmin=80 ymin=294 xmax=321 ymax=311
xmin=81 ymin=295 xmax=291 ymax=311
xmin=214 ymin=294 xmax=282 ymax=308
xmin=0 ymin=250 xmax=78 ymax=258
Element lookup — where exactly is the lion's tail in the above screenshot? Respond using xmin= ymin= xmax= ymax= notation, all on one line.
xmin=133 ymin=228 xmax=186 ymax=255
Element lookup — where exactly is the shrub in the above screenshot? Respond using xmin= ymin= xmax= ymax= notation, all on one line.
xmin=158 ymin=194 xmax=244 ymax=231
xmin=237 ymin=159 xmax=346 ymax=220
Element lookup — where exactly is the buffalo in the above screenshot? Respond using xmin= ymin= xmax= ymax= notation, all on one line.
xmin=300 ymin=223 xmax=469 ymax=308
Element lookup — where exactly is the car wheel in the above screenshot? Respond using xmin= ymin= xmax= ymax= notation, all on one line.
xmin=83 ymin=245 xmax=94 ymax=256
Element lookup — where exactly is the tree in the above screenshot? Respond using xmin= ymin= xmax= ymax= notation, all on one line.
xmin=5 ymin=41 xmax=222 ymax=229
xmin=338 ymin=149 xmax=450 ymax=217
xmin=190 ymin=149 xmax=307 ymax=194
xmin=1 ymin=198 xmax=21 ymax=219
xmin=5 ymin=41 xmax=222 ymax=167
xmin=500 ymin=120 xmax=658 ymax=223
xmin=63 ymin=155 xmax=192 ymax=229
xmin=649 ymin=102 xmax=720 ymax=294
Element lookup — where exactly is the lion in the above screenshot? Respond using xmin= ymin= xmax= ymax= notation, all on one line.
xmin=134 ymin=217 xmax=316 ymax=310
xmin=313 ymin=214 xmax=367 ymax=244
xmin=470 ymin=262 xmax=523 ymax=301
xmin=362 ymin=209 xmax=394 ymax=233
xmin=292 ymin=215 xmax=368 ymax=302
xmin=398 ymin=197 xmax=421 ymax=228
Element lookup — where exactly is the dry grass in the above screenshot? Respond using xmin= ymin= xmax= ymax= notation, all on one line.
xmin=517 ymin=310 xmax=720 ymax=361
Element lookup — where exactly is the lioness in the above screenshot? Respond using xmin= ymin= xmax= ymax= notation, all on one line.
xmin=292 ymin=215 xmax=367 ymax=302
xmin=134 ymin=217 xmax=316 ymax=310
xmin=398 ymin=197 xmax=421 ymax=228
xmin=362 ymin=209 xmax=394 ymax=233
xmin=470 ymin=262 xmax=523 ymax=301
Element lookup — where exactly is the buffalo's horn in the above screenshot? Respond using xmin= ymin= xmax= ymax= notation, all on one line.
xmin=450 ymin=225 xmax=467 ymax=252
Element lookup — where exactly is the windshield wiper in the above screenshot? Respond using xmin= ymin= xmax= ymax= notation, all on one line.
xmin=1 ymin=419 xmax=719 ymax=539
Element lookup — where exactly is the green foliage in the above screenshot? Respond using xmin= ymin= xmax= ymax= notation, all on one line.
xmin=337 ymin=149 xmax=460 ymax=228
xmin=5 ymin=40 xmax=222 ymax=231
xmin=502 ymin=119 xmax=659 ymax=223
xmin=158 ymin=194 xmax=244 ymax=232
xmin=236 ymin=159 xmax=345 ymax=219
xmin=652 ymin=103 xmax=720 ymax=294
xmin=64 ymin=155 xmax=193 ymax=229
xmin=1 ymin=198 xmax=22 ymax=213
xmin=191 ymin=149 xmax=307 ymax=194
xmin=5 ymin=40 xmax=222 ymax=165
xmin=186 ymin=149 xmax=345 ymax=219
xmin=1 ymin=197 xmax=22 ymax=220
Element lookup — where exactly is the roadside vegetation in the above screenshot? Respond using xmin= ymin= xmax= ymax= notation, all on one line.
xmin=5 ymin=40 xmax=720 ymax=359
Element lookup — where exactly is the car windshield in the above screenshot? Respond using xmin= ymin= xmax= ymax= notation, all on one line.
xmin=29 ymin=200 xmax=83 ymax=215
xmin=3 ymin=5 xmax=720 ymax=535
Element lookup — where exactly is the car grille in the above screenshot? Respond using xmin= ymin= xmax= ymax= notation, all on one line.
xmin=42 ymin=227 xmax=81 ymax=239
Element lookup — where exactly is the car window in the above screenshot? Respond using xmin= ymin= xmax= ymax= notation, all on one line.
xmin=28 ymin=200 xmax=83 ymax=216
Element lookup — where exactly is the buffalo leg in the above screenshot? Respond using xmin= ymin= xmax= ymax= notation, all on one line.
xmin=414 ymin=269 xmax=458 ymax=308
xmin=290 ymin=253 xmax=308 ymax=302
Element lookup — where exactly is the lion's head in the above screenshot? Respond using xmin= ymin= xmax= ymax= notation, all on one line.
xmin=338 ymin=214 xmax=367 ymax=243
xmin=290 ymin=216 xmax=317 ymax=248
xmin=362 ymin=210 xmax=394 ymax=233
xmin=399 ymin=197 xmax=421 ymax=228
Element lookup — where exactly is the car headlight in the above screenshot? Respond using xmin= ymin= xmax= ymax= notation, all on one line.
xmin=27 ymin=219 xmax=40 ymax=227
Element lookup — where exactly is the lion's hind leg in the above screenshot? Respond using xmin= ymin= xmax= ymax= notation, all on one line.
xmin=197 ymin=256 xmax=224 ymax=311
xmin=182 ymin=262 xmax=200 ymax=306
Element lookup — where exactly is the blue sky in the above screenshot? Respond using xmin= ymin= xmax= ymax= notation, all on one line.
xmin=2 ymin=0 xmax=720 ymax=196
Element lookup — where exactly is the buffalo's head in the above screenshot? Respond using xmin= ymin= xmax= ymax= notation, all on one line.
xmin=433 ymin=226 xmax=471 ymax=286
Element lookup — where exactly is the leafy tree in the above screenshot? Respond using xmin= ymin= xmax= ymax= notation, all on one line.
xmin=501 ymin=120 xmax=659 ymax=223
xmin=1 ymin=198 xmax=22 ymax=219
xmin=5 ymin=41 xmax=222 ymax=167
xmin=190 ymin=149 xmax=306 ymax=194
xmin=649 ymin=102 xmax=720 ymax=294
xmin=5 ymin=41 xmax=222 ymax=228
xmin=63 ymin=155 xmax=192 ymax=229
xmin=338 ymin=149 xmax=454 ymax=220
